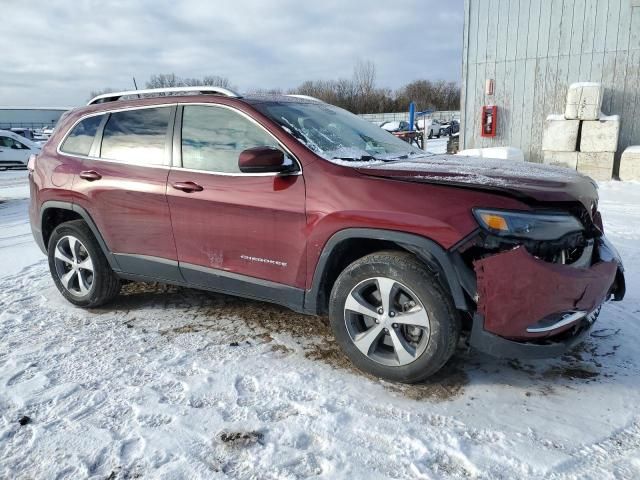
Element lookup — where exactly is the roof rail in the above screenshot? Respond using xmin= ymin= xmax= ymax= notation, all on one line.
xmin=286 ymin=94 xmax=324 ymax=103
xmin=87 ymin=86 xmax=242 ymax=105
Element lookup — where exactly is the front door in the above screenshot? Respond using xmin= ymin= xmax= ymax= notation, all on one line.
xmin=166 ymin=104 xmax=307 ymax=305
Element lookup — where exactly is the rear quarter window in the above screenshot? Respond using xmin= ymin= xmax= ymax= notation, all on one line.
xmin=60 ymin=115 xmax=103 ymax=156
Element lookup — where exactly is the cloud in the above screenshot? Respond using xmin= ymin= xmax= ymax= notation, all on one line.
xmin=0 ymin=0 xmax=463 ymax=106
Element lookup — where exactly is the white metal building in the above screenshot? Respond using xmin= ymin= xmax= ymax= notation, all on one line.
xmin=461 ymin=0 xmax=640 ymax=170
xmin=0 ymin=107 xmax=70 ymax=130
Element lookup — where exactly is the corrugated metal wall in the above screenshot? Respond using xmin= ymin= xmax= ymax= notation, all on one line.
xmin=461 ymin=0 xmax=640 ymax=167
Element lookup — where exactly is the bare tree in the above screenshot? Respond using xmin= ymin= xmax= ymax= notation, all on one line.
xmin=396 ymin=79 xmax=460 ymax=112
xmin=145 ymin=73 xmax=182 ymax=89
xmin=247 ymin=87 xmax=284 ymax=95
xmin=88 ymin=64 xmax=459 ymax=114
xmin=353 ymin=59 xmax=376 ymax=96
xmin=201 ymin=75 xmax=234 ymax=89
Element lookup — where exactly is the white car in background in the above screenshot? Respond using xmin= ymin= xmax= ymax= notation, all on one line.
xmin=0 ymin=130 xmax=41 ymax=169
xmin=416 ymin=118 xmax=443 ymax=138
xmin=42 ymin=126 xmax=55 ymax=136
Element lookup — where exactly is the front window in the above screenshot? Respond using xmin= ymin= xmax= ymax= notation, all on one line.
xmin=181 ymin=105 xmax=286 ymax=173
xmin=250 ymin=100 xmax=426 ymax=163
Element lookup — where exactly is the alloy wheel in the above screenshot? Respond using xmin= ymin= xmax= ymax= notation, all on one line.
xmin=344 ymin=277 xmax=430 ymax=367
xmin=53 ymin=235 xmax=95 ymax=297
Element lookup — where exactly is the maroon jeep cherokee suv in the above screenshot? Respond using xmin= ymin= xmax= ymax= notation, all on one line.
xmin=29 ymin=87 xmax=625 ymax=383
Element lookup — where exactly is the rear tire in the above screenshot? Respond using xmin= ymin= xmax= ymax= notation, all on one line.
xmin=329 ymin=251 xmax=460 ymax=383
xmin=47 ymin=220 xmax=121 ymax=307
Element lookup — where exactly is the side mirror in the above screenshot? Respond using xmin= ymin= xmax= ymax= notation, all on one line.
xmin=238 ymin=146 xmax=291 ymax=174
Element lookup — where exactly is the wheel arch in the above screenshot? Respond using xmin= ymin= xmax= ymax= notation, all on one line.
xmin=40 ymin=201 xmax=120 ymax=271
xmin=304 ymin=228 xmax=470 ymax=315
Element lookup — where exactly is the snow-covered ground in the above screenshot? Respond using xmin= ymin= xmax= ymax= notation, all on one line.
xmin=0 ymin=168 xmax=639 ymax=479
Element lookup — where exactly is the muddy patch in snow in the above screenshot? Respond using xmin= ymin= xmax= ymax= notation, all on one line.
xmin=542 ymin=365 xmax=600 ymax=381
xmin=108 ymin=282 xmax=468 ymax=401
xmin=383 ymin=358 xmax=468 ymax=401
xmin=218 ymin=430 xmax=265 ymax=448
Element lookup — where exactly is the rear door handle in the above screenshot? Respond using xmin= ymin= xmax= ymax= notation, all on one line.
xmin=79 ymin=170 xmax=102 ymax=181
xmin=172 ymin=181 xmax=204 ymax=193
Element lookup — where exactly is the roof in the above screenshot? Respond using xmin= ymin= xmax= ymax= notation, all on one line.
xmin=0 ymin=106 xmax=72 ymax=111
xmin=86 ymin=87 xmax=324 ymax=107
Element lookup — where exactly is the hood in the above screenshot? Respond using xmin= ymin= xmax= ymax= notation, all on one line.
xmin=354 ymin=154 xmax=599 ymax=213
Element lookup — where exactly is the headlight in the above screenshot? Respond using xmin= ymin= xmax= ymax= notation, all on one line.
xmin=473 ymin=209 xmax=584 ymax=240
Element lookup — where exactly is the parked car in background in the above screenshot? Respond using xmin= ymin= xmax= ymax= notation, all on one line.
xmin=416 ymin=118 xmax=443 ymax=138
xmin=439 ymin=119 xmax=460 ymax=137
xmin=380 ymin=120 xmax=409 ymax=132
xmin=42 ymin=126 xmax=56 ymax=136
xmin=0 ymin=129 xmax=41 ymax=169
xmin=10 ymin=127 xmax=36 ymax=141
xmin=29 ymin=87 xmax=625 ymax=383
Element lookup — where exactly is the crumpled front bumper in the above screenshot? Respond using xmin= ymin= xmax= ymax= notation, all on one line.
xmin=469 ymin=236 xmax=625 ymax=359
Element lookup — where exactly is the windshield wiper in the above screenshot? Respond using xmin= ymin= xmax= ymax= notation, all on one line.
xmin=332 ymin=155 xmax=379 ymax=162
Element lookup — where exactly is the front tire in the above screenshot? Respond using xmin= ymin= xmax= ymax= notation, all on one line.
xmin=329 ymin=251 xmax=460 ymax=383
xmin=47 ymin=220 xmax=121 ymax=307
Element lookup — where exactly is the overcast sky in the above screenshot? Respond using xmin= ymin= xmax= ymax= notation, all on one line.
xmin=1 ymin=0 xmax=463 ymax=107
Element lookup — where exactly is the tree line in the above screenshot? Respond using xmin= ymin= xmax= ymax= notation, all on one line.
xmin=89 ymin=61 xmax=460 ymax=114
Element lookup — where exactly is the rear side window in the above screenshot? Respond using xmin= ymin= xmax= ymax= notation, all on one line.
xmin=60 ymin=115 xmax=102 ymax=156
xmin=100 ymin=107 xmax=170 ymax=165
xmin=181 ymin=105 xmax=280 ymax=173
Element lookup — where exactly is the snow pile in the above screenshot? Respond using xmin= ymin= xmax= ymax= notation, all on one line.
xmin=1 ymin=172 xmax=640 ymax=478
xmin=457 ymin=146 xmax=525 ymax=162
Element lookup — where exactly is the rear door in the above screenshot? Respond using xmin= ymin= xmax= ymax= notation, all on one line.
xmin=166 ymin=104 xmax=307 ymax=304
xmin=64 ymin=105 xmax=182 ymax=281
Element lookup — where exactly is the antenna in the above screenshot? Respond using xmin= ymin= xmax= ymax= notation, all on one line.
xmin=132 ymin=77 xmax=141 ymax=98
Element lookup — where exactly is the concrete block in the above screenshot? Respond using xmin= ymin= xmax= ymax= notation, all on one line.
xmin=565 ymin=82 xmax=603 ymax=120
xmin=542 ymin=115 xmax=579 ymax=151
xmin=618 ymin=146 xmax=640 ymax=181
xmin=577 ymin=152 xmax=614 ymax=181
xmin=580 ymin=115 xmax=620 ymax=152
xmin=543 ymin=151 xmax=578 ymax=170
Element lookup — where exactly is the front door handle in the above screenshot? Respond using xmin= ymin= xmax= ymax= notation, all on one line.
xmin=79 ymin=170 xmax=102 ymax=181
xmin=172 ymin=181 xmax=204 ymax=193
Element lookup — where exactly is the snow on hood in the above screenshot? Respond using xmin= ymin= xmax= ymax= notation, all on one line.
xmin=359 ymin=154 xmax=580 ymax=184
xmin=352 ymin=154 xmax=599 ymax=210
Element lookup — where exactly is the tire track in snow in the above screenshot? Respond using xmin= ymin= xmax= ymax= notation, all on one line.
xmin=548 ymin=418 xmax=640 ymax=479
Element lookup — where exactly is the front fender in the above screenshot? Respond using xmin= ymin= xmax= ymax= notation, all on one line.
xmin=303 ymin=228 xmax=469 ymax=315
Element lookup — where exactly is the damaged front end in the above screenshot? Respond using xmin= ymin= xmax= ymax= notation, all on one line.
xmin=452 ymin=205 xmax=625 ymax=359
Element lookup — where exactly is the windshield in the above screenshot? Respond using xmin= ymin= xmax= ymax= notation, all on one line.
xmin=251 ymin=101 xmax=427 ymax=163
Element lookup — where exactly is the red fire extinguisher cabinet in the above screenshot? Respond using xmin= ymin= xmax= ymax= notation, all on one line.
xmin=481 ymin=105 xmax=497 ymax=138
